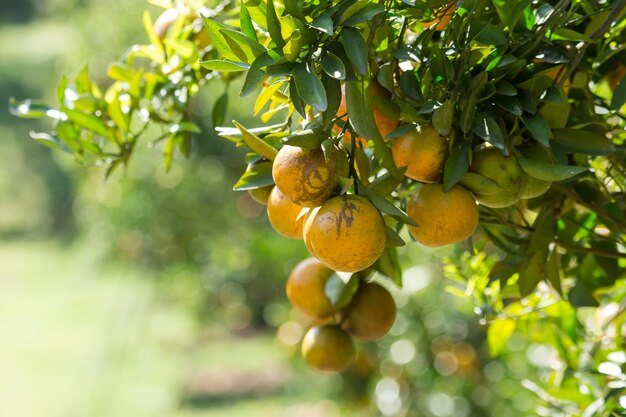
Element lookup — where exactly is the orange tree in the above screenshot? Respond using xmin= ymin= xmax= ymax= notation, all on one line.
xmin=10 ymin=0 xmax=626 ymax=415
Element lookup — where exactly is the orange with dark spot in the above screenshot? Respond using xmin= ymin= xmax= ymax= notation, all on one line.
xmin=406 ymin=184 xmax=478 ymax=247
xmin=306 ymin=195 xmax=387 ymax=272
xmin=272 ymin=145 xmax=337 ymax=207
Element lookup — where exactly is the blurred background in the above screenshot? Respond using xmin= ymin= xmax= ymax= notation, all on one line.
xmin=1 ymin=1 xmax=549 ymax=416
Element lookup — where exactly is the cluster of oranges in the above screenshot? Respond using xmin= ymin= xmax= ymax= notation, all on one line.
xmin=245 ymin=77 xmax=563 ymax=371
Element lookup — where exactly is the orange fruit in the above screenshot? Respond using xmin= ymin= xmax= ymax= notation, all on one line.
xmin=248 ymin=185 xmax=273 ymax=205
xmin=286 ymin=258 xmax=337 ymax=319
xmin=406 ymin=184 xmax=478 ymax=247
xmin=334 ymin=81 xmax=399 ymax=146
xmin=301 ymin=325 xmax=355 ymax=373
xmin=420 ymin=2 xmax=455 ymax=30
xmin=272 ymin=145 xmax=338 ymax=208
xmin=267 ymin=186 xmax=307 ymax=239
xmin=469 ymin=147 xmax=524 ymax=208
xmin=342 ymin=282 xmax=396 ymax=341
xmin=391 ymin=124 xmax=448 ymax=183
xmin=306 ymin=195 xmax=387 ymax=273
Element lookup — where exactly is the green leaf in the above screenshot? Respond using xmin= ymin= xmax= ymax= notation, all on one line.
xmin=266 ymin=0 xmax=285 ymax=48
xmin=550 ymin=28 xmax=592 ymax=42
xmin=375 ymin=247 xmax=402 ymax=287
xmin=491 ymin=0 xmax=532 ymax=29
xmin=522 ymin=113 xmax=551 ymax=147
xmin=475 ymin=23 xmax=507 ymax=45
xmin=200 ymin=60 xmax=250 ymax=72
xmin=518 ymin=157 xmax=588 ymax=181
xmin=321 ymin=74 xmax=342 ymax=129
xmin=212 ymin=92 xmax=228 ymax=128
xmin=494 ymin=95 xmax=523 ymax=116
xmin=547 ymin=249 xmax=562 ymax=294
xmin=345 ymin=80 xmax=376 ymax=139
xmin=487 ymin=319 xmax=516 ymax=356
xmin=552 ymin=129 xmax=616 ymax=155
xmin=283 ymin=129 xmax=326 ymax=148
xmin=610 ymin=75 xmax=626 ymax=111
xmin=458 ymin=172 xmax=503 ymax=195
xmin=29 ymin=131 xmax=70 ymax=152
xmin=518 ymin=250 xmax=547 ymax=298
xmin=239 ymin=5 xmax=259 ymax=41
xmin=219 ymin=27 xmax=266 ymax=64
xmin=528 ymin=207 xmax=555 ymax=253
xmin=341 ymin=3 xmax=385 ymax=26
xmin=202 ymin=17 xmax=246 ymax=62
xmin=385 ymin=226 xmax=406 ymax=247
xmin=64 ymin=108 xmax=111 ymax=140
xmin=340 ymin=27 xmax=368 ymax=75
xmin=8 ymin=98 xmax=53 ymax=119
xmin=241 ymin=51 xmax=277 ymax=97
xmin=164 ymin=134 xmax=176 ymax=172
xmin=473 ymin=115 xmax=507 ymax=152
xmin=443 ymin=140 xmax=471 ymax=191
xmin=232 ymin=120 xmax=278 ymax=160
xmin=233 ymin=161 xmax=274 ymax=190
xmin=325 ymin=273 xmax=360 ymax=308
xmin=143 ymin=10 xmax=164 ymax=63
xmin=292 ymin=62 xmax=328 ymax=111
xmin=432 ymin=100 xmax=454 ymax=136
xmin=311 ymin=12 xmax=333 ymax=35
xmin=321 ymin=52 xmax=346 ymax=80
xmin=358 ymin=182 xmax=417 ymax=226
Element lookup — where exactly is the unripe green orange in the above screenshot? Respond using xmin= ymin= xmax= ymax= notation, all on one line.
xmin=301 ymin=325 xmax=356 ymax=373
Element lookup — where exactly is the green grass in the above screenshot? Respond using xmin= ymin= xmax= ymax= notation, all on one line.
xmin=0 ymin=240 xmax=359 ymax=417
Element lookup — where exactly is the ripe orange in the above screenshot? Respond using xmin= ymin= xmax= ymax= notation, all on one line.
xmin=301 ymin=325 xmax=356 ymax=373
xmin=267 ymin=186 xmax=307 ymax=239
xmin=286 ymin=258 xmax=336 ymax=319
xmin=272 ymin=145 xmax=338 ymax=208
xmin=469 ymin=147 xmax=524 ymax=208
xmin=420 ymin=2 xmax=455 ymax=30
xmin=334 ymin=81 xmax=399 ymax=146
xmin=342 ymin=282 xmax=396 ymax=341
xmin=391 ymin=124 xmax=448 ymax=183
xmin=406 ymin=184 xmax=478 ymax=247
xmin=306 ymin=195 xmax=387 ymax=273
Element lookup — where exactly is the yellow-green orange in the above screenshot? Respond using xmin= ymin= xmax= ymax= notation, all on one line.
xmin=248 ymin=185 xmax=273 ymax=205
xmin=286 ymin=258 xmax=336 ymax=319
xmin=267 ymin=187 xmax=306 ymax=239
xmin=391 ymin=125 xmax=448 ymax=183
xmin=301 ymin=325 xmax=355 ymax=373
xmin=272 ymin=145 xmax=337 ymax=207
xmin=519 ymin=144 xmax=554 ymax=199
xmin=407 ymin=184 xmax=478 ymax=247
xmin=307 ymin=195 xmax=386 ymax=273
xmin=469 ymin=147 xmax=524 ymax=208
xmin=342 ymin=283 xmax=396 ymax=341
